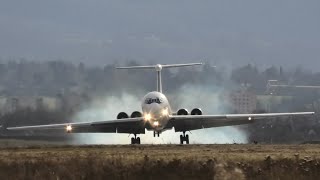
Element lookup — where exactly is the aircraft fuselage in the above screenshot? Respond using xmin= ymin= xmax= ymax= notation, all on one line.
xmin=141 ymin=91 xmax=172 ymax=131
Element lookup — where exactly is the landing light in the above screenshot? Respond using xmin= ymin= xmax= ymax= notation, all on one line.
xmin=153 ymin=121 xmax=159 ymax=126
xmin=162 ymin=108 xmax=168 ymax=116
xmin=248 ymin=117 xmax=252 ymax=121
xmin=144 ymin=113 xmax=152 ymax=121
xmin=66 ymin=124 xmax=72 ymax=132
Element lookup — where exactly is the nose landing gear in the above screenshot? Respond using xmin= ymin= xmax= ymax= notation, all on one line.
xmin=153 ymin=131 xmax=160 ymax=137
xmin=131 ymin=134 xmax=141 ymax=144
xmin=180 ymin=131 xmax=189 ymax=144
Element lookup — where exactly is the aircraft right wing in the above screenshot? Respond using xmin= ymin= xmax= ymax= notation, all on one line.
xmin=6 ymin=117 xmax=146 ymax=134
xmin=166 ymin=112 xmax=315 ymax=132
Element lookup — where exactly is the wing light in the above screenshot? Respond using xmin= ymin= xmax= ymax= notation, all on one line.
xmin=248 ymin=117 xmax=252 ymax=121
xmin=144 ymin=113 xmax=152 ymax=121
xmin=162 ymin=108 xmax=168 ymax=116
xmin=153 ymin=121 xmax=159 ymax=126
xmin=66 ymin=124 xmax=72 ymax=133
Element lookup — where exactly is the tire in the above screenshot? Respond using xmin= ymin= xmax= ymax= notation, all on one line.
xmin=180 ymin=135 xmax=183 ymax=144
xmin=131 ymin=137 xmax=135 ymax=144
xmin=137 ymin=137 xmax=141 ymax=144
xmin=186 ymin=135 xmax=189 ymax=144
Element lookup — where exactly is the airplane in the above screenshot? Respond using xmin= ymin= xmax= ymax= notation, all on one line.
xmin=5 ymin=63 xmax=315 ymax=144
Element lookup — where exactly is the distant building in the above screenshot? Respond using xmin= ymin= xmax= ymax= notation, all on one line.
xmin=0 ymin=96 xmax=57 ymax=113
xmin=228 ymin=90 xmax=257 ymax=113
xmin=55 ymin=92 xmax=89 ymax=113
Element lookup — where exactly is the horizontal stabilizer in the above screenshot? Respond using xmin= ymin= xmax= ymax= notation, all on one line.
xmin=116 ymin=62 xmax=203 ymax=92
xmin=116 ymin=65 xmax=156 ymax=70
xmin=116 ymin=63 xmax=203 ymax=70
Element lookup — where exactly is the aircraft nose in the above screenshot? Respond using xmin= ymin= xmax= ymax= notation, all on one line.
xmin=144 ymin=103 xmax=161 ymax=113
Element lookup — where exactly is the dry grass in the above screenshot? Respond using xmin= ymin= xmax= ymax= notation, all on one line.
xmin=0 ymin=144 xmax=319 ymax=179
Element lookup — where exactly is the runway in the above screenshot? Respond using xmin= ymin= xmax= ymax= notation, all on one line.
xmin=0 ymin=143 xmax=319 ymax=179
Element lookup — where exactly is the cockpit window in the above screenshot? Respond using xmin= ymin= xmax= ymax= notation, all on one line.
xmin=145 ymin=97 xmax=163 ymax=104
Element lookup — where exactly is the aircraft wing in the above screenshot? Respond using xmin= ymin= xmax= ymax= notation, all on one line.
xmin=6 ymin=118 xmax=146 ymax=134
xmin=166 ymin=112 xmax=314 ymax=132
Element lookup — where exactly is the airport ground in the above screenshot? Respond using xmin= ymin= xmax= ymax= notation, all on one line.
xmin=0 ymin=140 xmax=319 ymax=180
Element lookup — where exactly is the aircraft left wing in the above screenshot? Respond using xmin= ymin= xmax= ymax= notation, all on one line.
xmin=6 ymin=117 xmax=146 ymax=134
xmin=166 ymin=112 xmax=314 ymax=132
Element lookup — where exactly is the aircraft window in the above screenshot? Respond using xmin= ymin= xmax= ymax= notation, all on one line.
xmin=145 ymin=97 xmax=163 ymax=104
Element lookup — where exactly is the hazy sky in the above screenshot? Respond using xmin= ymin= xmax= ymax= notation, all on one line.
xmin=0 ymin=0 xmax=319 ymax=68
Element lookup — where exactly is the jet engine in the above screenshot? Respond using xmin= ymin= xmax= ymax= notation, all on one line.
xmin=191 ymin=108 xmax=202 ymax=115
xmin=131 ymin=111 xmax=142 ymax=118
xmin=177 ymin=109 xmax=189 ymax=115
xmin=117 ymin=112 xmax=129 ymax=119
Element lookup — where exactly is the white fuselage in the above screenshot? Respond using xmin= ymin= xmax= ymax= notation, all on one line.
xmin=141 ymin=91 xmax=172 ymax=131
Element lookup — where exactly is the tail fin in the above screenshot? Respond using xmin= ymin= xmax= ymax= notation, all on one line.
xmin=117 ymin=63 xmax=203 ymax=92
xmin=116 ymin=63 xmax=203 ymax=70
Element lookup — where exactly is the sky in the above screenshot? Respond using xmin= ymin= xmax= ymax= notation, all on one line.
xmin=0 ymin=0 xmax=320 ymax=69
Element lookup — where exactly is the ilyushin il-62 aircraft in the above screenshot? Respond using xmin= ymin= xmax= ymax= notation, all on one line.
xmin=6 ymin=63 xmax=314 ymax=144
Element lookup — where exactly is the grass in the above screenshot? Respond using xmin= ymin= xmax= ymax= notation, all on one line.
xmin=0 ymin=143 xmax=319 ymax=179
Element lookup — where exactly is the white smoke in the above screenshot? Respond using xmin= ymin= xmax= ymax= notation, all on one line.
xmin=71 ymin=85 xmax=248 ymax=144
xmin=70 ymin=93 xmax=141 ymax=144
xmin=171 ymin=84 xmax=248 ymax=144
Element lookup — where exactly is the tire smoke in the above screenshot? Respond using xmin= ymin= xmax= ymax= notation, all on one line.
xmin=71 ymin=85 xmax=248 ymax=144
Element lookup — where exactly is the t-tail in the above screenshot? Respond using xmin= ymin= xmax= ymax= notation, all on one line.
xmin=116 ymin=63 xmax=203 ymax=93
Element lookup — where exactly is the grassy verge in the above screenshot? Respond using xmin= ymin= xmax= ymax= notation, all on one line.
xmin=0 ymin=144 xmax=319 ymax=179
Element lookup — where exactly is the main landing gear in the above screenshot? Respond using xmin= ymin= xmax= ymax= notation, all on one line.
xmin=180 ymin=131 xmax=189 ymax=144
xmin=131 ymin=134 xmax=140 ymax=144
xmin=153 ymin=131 xmax=160 ymax=137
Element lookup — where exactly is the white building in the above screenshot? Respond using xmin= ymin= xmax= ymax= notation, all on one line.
xmin=228 ymin=90 xmax=257 ymax=113
xmin=0 ymin=96 xmax=57 ymax=113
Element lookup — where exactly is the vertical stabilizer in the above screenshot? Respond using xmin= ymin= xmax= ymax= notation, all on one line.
xmin=116 ymin=63 xmax=203 ymax=92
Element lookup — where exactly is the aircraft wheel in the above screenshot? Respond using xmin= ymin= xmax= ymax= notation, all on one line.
xmin=131 ymin=137 xmax=135 ymax=144
xmin=186 ymin=135 xmax=189 ymax=144
xmin=180 ymin=135 xmax=183 ymax=144
xmin=137 ymin=137 xmax=141 ymax=144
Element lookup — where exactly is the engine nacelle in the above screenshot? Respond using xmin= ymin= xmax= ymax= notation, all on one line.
xmin=191 ymin=108 xmax=202 ymax=115
xmin=131 ymin=111 xmax=142 ymax=118
xmin=177 ymin=109 xmax=189 ymax=115
xmin=117 ymin=112 xmax=129 ymax=119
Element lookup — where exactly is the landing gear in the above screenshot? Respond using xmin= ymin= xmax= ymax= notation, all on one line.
xmin=153 ymin=131 xmax=160 ymax=137
xmin=180 ymin=131 xmax=189 ymax=144
xmin=131 ymin=134 xmax=141 ymax=144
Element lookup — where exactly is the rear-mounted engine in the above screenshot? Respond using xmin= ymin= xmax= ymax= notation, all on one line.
xmin=177 ymin=109 xmax=189 ymax=115
xmin=191 ymin=108 xmax=202 ymax=115
xmin=131 ymin=111 xmax=142 ymax=118
xmin=117 ymin=112 xmax=129 ymax=119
